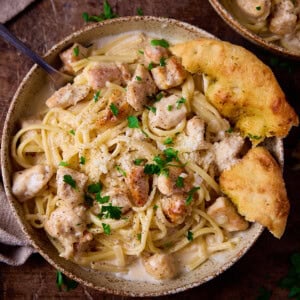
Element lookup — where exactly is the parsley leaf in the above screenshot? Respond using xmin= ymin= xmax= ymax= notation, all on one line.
xmin=164 ymin=137 xmax=173 ymax=145
xmin=87 ymin=183 xmax=102 ymax=194
xmin=136 ymin=75 xmax=142 ymax=81
xmin=150 ymin=39 xmax=169 ymax=48
xmin=115 ymin=165 xmax=127 ymax=177
xmin=164 ymin=148 xmax=179 ymax=162
xmin=102 ymin=223 xmax=111 ymax=235
xmin=248 ymin=133 xmax=262 ymax=140
xmin=159 ymin=57 xmax=166 ymax=67
xmin=59 ymin=161 xmax=69 ymax=167
xmin=167 ymin=105 xmax=173 ymax=111
xmin=153 ymin=204 xmax=158 ymax=211
xmin=145 ymin=105 xmax=156 ymax=114
xmin=137 ymin=8 xmax=143 ymax=16
xmin=144 ymin=164 xmax=161 ymax=175
xmin=79 ymin=156 xmax=86 ymax=165
xmin=95 ymin=193 xmax=110 ymax=204
xmin=226 ymin=127 xmax=233 ymax=133
xmin=176 ymin=97 xmax=186 ymax=108
xmin=176 ymin=176 xmax=184 ymax=188
xmin=187 ymin=230 xmax=193 ymax=241
xmin=127 ymin=116 xmax=140 ymax=128
xmin=73 ymin=46 xmax=79 ymax=57
xmin=98 ymin=204 xmax=122 ymax=220
xmin=256 ymin=6 xmax=261 ymax=11
xmin=148 ymin=62 xmax=154 ymax=70
xmin=109 ymin=103 xmax=119 ymax=116
xmin=63 ymin=175 xmax=77 ymax=189
xmin=94 ymin=90 xmax=101 ymax=102
xmin=69 ymin=129 xmax=75 ymax=135
xmin=186 ymin=186 xmax=200 ymax=205
xmin=56 ymin=271 xmax=78 ymax=291
xmin=137 ymin=233 xmax=142 ymax=241
xmin=133 ymin=158 xmax=146 ymax=166
xmin=155 ymin=92 xmax=164 ymax=102
xmin=138 ymin=49 xmax=144 ymax=55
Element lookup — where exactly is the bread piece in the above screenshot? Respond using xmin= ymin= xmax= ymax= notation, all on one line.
xmin=219 ymin=147 xmax=290 ymax=238
xmin=170 ymin=39 xmax=298 ymax=144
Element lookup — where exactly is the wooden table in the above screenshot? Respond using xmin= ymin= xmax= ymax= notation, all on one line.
xmin=1 ymin=1 xmax=300 ymax=299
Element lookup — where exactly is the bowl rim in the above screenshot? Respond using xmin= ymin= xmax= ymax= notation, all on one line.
xmin=1 ymin=15 xmax=265 ymax=296
xmin=209 ymin=0 xmax=300 ymax=60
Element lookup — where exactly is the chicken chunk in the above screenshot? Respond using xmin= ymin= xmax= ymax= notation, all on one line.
xmin=161 ymin=193 xmax=188 ymax=224
xmin=46 ymin=83 xmax=90 ymax=109
xmin=127 ymin=166 xmax=149 ymax=207
xmin=60 ymin=43 xmax=89 ymax=75
xmin=151 ymin=56 xmax=187 ymax=90
xmin=87 ymin=62 xmax=130 ymax=90
xmin=126 ymin=64 xmax=158 ymax=111
xmin=44 ymin=204 xmax=91 ymax=258
xmin=107 ymin=189 xmax=132 ymax=214
xmin=233 ymin=0 xmax=271 ymax=23
xmin=269 ymin=0 xmax=297 ymax=35
xmin=12 ymin=165 xmax=54 ymax=202
xmin=96 ymin=89 xmax=131 ymax=128
xmin=212 ymin=133 xmax=244 ymax=172
xmin=157 ymin=166 xmax=192 ymax=196
xmin=56 ymin=167 xmax=88 ymax=207
xmin=185 ymin=116 xmax=208 ymax=150
xmin=148 ymin=95 xmax=187 ymax=130
xmin=207 ymin=197 xmax=249 ymax=232
xmin=143 ymin=253 xmax=178 ymax=280
xmin=144 ymin=45 xmax=170 ymax=64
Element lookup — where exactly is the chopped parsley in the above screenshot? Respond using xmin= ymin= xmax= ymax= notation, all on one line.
xmin=186 ymin=186 xmax=200 ymax=205
xmin=63 ymin=175 xmax=77 ymax=189
xmin=59 ymin=161 xmax=69 ymax=167
xmin=102 ymin=223 xmax=111 ymax=235
xmin=79 ymin=156 xmax=86 ymax=165
xmin=95 ymin=193 xmax=110 ymax=204
xmin=155 ymin=92 xmax=164 ymax=102
xmin=256 ymin=6 xmax=261 ymax=11
xmin=98 ymin=203 xmax=122 ymax=220
xmin=115 ymin=165 xmax=127 ymax=177
xmin=187 ymin=230 xmax=193 ymax=241
xmin=136 ymin=75 xmax=142 ymax=81
xmin=133 ymin=158 xmax=146 ymax=166
xmin=82 ymin=0 xmax=117 ymax=22
xmin=175 ymin=176 xmax=184 ymax=188
xmin=144 ymin=164 xmax=161 ymax=175
xmin=164 ymin=137 xmax=173 ymax=145
xmin=127 ymin=115 xmax=140 ymax=128
xmin=153 ymin=204 xmax=158 ymax=211
xmin=84 ymin=194 xmax=94 ymax=207
xmin=73 ymin=46 xmax=79 ymax=57
xmin=87 ymin=183 xmax=102 ymax=193
xmin=137 ymin=233 xmax=142 ymax=241
xmin=148 ymin=62 xmax=154 ymax=70
xmin=94 ymin=90 xmax=101 ymax=102
xmin=159 ymin=57 xmax=166 ymax=67
xmin=145 ymin=105 xmax=156 ymax=114
xmin=176 ymin=97 xmax=186 ymax=108
xmin=248 ymin=133 xmax=262 ymax=140
xmin=109 ymin=103 xmax=119 ymax=116
xmin=69 ymin=129 xmax=75 ymax=135
xmin=226 ymin=127 xmax=233 ymax=133
xmin=164 ymin=148 xmax=179 ymax=161
xmin=150 ymin=39 xmax=170 ymax=48
xmin=167 ymin=105 xmax=173 ymax=111
xmin=56 ymin=271 xmax=78 ymax=291
xmin=137 ymin=8 xmax=143 ymax=16
xmin=138 ymin=49 xmax=144 ymax=55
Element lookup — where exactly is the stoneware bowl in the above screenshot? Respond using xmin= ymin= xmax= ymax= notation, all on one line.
xmin=1 ymin=16 xmax=282 ymax=296
xmin=209 ymin=0 xmax=300 ymax=60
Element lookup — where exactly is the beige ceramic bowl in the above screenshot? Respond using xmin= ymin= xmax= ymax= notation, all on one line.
xmin=209 ymin=0 xmax=300 ymax=60
xmin=1 ymin=16 xmax=283 ymax=296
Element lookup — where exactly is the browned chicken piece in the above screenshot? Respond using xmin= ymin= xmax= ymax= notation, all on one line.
xmin=87 ymin=62 xmax=131 ymax=90
xmin=151 ymin=56 xmax=187 ymax=90
xmin=107 ymin=188 xmax=132 ymax=214
xmin=157 ymin=166 xmax=192 ymax=196
xmin=60 ymin=43 xmax=88 ymax=75
xmin=212 ymin=133 xmax=244 ymax=172
xmin=144 ymin=45 xmax=170 ymax=64
xmin=161 ymin=193 xmax=188 ymax=224
xmin=96 ymin=89 xmax=131 ymax=128
xmin=185 ymin=116 xmax=208 ymax=150
xmin=142 ymin=253 xmax=178 ymax=280
xmin=207 ymin=197 xmax=249 ymax=232
xmin=126 ymin=64 xmax=158 ymax=111
xmin=127 ymin=166 xmax=149 ymax=207
xmin=44 ymin=204 xmax=91 ymax=258
xmin=56 ymin=167 xmax=88 ymax=207
xmin=148 ymin=95 xmax=187 ymax=129
xmin=269 ymin=0 xmax=297 ymax=35
xmin=12 ymin=165 xmax=54 ymax=202
xmin=46 ymin=83 xmax=90 ymax=109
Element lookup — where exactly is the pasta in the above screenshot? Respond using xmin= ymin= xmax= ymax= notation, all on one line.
xmin=11 ymin=32 xmax=251 ymax=281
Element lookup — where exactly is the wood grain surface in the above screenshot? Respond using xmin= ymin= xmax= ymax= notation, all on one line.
xmin=1 ymin=1 xmax=300 ymax=299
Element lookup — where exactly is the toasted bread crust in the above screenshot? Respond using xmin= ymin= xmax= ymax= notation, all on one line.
xmin=170 ymin=39 xmax=298 ymax=143
xmin=219 ymin=147 xmax=290 ymax=238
